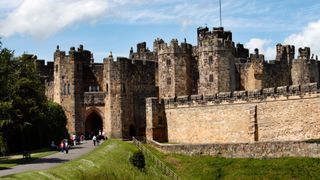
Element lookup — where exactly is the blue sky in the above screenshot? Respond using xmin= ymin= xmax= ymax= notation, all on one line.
xmin=1 ymin=0 xmax=320 ymax=62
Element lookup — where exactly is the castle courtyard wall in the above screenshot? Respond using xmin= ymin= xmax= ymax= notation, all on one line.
xmin=147 ymin=84 xmax=320 ymax=144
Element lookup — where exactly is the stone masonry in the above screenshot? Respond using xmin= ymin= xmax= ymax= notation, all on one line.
xmin=35 ymin=26 xmax=320 ymax=144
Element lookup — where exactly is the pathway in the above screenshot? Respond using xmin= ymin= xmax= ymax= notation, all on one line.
xmin=0 ymin=140 xmax=96 ymax=177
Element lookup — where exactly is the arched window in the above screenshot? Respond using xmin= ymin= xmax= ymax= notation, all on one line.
xmin=97 ymin=86 xmax=100 ymax=91
xmin=89 ymin=86 xmax=92 ymax=92
xmin=55 ymin=64 xmax=58 ymax=72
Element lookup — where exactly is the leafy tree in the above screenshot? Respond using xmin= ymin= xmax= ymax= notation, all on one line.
xmin=0 ymin=41 xmax=68 ymax=152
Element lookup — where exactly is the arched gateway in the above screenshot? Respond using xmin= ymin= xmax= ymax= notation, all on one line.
xmin=85 ymin=111 xmax=103 ymax=138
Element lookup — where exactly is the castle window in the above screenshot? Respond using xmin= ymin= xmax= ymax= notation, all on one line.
xmin=67 ymin=84 xmax=70 ymax=94
xmin=97 ymin=86 xmax=100 ymax=91
xmin=55 ymin=64 xmax=58 ymax=72
xmin=208 ymin=56 xmax=213 ymax=65
xmin=166 ymin=59 xmax=171 ymax=66
xmin=63 ymin=84 xmax=66 ymax=95
xmin=209 ymin=74 xmax=214 ymax=82
xmin=106 ymin=83 xmax=109 ymax=93
xmin=89 ymin=86 xmax=92 ymax=92
xmin=167 ymin=77 xmax=171 ymax=85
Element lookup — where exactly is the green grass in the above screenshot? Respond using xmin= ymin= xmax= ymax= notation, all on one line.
xmin=2 ymin=140 xmax=170 ymax=180
xmin=0 ymin=148 xmax=57 ymax=170
xmin=146 ymin=145 xmax=320 ymax=180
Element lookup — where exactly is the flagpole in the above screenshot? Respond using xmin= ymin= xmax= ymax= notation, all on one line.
xmin=219 ymin=0 xmax=222 ymax=27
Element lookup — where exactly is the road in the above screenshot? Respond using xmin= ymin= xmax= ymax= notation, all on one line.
xmin=0 ymin=140 xmax=96 ymax=177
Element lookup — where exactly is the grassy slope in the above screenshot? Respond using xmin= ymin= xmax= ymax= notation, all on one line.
xmin=3 ymin=140 xmax=169 ymax=180
xmin=0 ymin=148 xmax=57 ymax=170
xmin=146 ymin=145 xmax=320 ymax=180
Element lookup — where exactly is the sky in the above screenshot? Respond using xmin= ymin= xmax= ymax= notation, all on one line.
xmin=1 ymin=0 xmax=320 ymax=62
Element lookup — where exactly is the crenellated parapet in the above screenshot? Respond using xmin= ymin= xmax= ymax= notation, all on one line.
xmin=130 ymin=42 xmax=156 ymax=61
xmin=151 ymin=83 xmax=319 ymax=108
xmin=197 ymin=27 xmax=234 ymax=48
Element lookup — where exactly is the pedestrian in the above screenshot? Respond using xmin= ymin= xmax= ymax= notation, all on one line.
xmin=65 ymin=140 xmax=69 ymax=154
xmin=92 ymin=135 xmax=97 ymax=146
xmin=97 ymin=137 xmax=100 ymax=146
xmin=60 ymin=140 xmax=64 ymax=153
xmin=72 ymin=134 xmax=76 ymax=146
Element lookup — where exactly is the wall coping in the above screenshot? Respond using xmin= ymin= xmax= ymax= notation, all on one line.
xmin=147 ymin=83 xmax=320 ymax=107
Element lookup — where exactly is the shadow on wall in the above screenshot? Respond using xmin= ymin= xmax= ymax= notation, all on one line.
xmin=153 ymin=99 xmax=168 ymax=142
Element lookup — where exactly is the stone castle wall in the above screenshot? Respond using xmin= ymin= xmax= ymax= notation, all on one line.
xmin=147 ymin=139 xmax=320 ymax=158
xmin=146 ymin=83 xmax=320 ymax=144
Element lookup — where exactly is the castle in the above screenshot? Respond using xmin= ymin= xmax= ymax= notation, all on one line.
xmin=35 ymin=26 xmax=320 ymax=143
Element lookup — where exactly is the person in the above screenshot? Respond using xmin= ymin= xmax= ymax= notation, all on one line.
xmin=60 ymin=140 xmax=64 ymax=153
xmin=92 ymin=135 xmax=97 ymax=146
xmin=97 ymin=137 xmax=100 ymax=146
xmin=65 ymin=140 xmax=69 ymax=154
xmin=51 ymin=141 xmax=57 ymax=150
xmin=80 ymin=134 xmax=84 ymax=143
xmin=72 ymin=134 xmax=76 ymax=146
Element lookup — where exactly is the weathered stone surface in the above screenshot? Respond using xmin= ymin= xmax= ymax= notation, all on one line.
xmin=35 ymin=26 xmax=320 ymax=149
xmin=148 ymin=139 xmax=320 ymax=158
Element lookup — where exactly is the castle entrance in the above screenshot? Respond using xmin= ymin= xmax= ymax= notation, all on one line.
xmin=85 ymin=112 xmax=103 ymax=139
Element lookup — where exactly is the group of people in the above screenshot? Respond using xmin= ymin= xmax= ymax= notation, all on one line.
xmin=50 ymin=133 xmax=86 ymax=154
xmin=92 ymin=130 xmax=106 ymax=146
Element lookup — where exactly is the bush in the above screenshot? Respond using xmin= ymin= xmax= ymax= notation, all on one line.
xmin=130 ymin=151 xmax=145 ymax=169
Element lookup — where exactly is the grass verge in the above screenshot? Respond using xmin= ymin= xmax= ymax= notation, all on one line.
xmin=146 ymin=144 xmax=320 ymax=179
xmin=0 ymin=148 xmax=57 ymax=170
xmin=3 ymin=140 xmax=170 ymax=180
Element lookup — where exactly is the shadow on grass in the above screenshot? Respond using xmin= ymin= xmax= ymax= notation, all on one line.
xmin=0 ymin=167 xmax=11 ymax=170
xmin=30 ymin=157 xmax=68 ymax=164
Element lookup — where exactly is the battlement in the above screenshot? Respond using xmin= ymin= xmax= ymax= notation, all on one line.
xmin=150 ymin=83 xmax=319 ymax=108
xmin=276 ymin=44 xmax=295 ymax=62
xmin=157 ymin=39 xmax=193 ymax=54
xmin=54 ymin=44 xmax=92 ymax=64
xmin=197 ymin=26 xmax=233 ymax=48
xmin=130 ymin=42 xmax=155 ymax=60
xmin=298 ymin=47 xmax=311 ymax=60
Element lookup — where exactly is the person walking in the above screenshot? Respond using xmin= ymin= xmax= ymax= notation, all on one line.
xmin=92 ymin=135 xmax=97 ymax=146
xmin=60 ymin=140 xmax=64 ymax=153
xmin=65 ymin=140 xmax=69 ymax=154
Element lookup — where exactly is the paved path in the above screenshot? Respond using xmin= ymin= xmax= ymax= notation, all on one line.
xmin=0 ymin=141 xmax=96 ymax=177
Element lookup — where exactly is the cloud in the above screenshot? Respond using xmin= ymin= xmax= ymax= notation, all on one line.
xmin=245 ymin=38 xmax=275 ymax=60
xmin=0 ymin=0 xmax=109 ymax=39
xmin=284 ymin=19 xmax=320 ymax=57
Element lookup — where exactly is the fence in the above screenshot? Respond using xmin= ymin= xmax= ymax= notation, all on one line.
xmin=132 ymin=137 xmax=180 ymax=180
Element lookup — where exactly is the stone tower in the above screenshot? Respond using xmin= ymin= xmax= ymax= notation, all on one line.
xmin=275 ymin=44 xmax=295 ymax=86
xmin=291 ymin=47 xmax=319 ymax=85
xmin=53 ymin=45 xmax=91 ymax=133
xmin=157 ymin=39 xmax=193 ymax=98
xmin=197 ymin=27 xmax=236 ymax=95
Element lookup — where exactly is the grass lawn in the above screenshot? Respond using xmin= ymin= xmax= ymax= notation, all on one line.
xmin=146 ymin=144 xmax=320 ymax=179
xmin=2 ymin=140 xmax=170 ymax=180
xmin=0 ymin=148 xmax=57 ymax=170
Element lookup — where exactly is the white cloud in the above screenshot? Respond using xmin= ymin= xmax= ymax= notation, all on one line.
xmin=0 ymin=0 xmax=109 ymax=39
xmin=284 ymin=19 xmax=320 ymax=57
xmin=245 ymin=38 xmax=275 ymax=60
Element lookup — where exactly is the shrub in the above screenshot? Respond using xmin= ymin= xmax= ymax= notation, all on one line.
xmin=130 ymin=151 xmax=145 ymax=169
